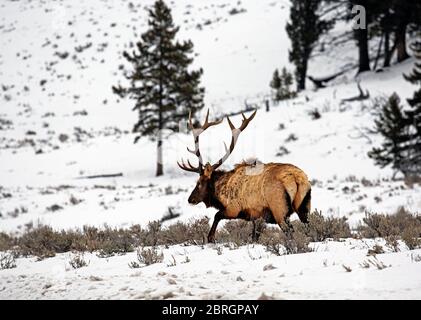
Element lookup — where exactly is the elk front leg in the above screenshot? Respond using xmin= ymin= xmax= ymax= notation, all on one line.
xmin=251 ymin=220 xmax=263 ymax=242
xmin=208 ymin=211 xmax=224 ymax=243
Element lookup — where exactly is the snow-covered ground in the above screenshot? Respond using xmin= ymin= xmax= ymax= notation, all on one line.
xmin=1 ymin=239 xmax=421 ymax=299
xmin=0 ymin=0 xmax=420 ymax=299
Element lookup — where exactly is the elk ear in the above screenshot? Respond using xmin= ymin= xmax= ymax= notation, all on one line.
xmin=203 ymin=163 xmax=213 ymax=179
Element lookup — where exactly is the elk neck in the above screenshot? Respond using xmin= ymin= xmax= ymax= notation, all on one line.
xmin=204 ymin=169 xmax=230 ymax=210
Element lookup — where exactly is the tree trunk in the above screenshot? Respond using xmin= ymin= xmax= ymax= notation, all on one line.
xmin=373 ymin=33 xmax=384 ymax=71
xmin=156 ymin=133 xmax=163 ymax=177
xmin=156 ymin=93 xmax=164 ymax=177
xmin=356 ymin=28 xmax=370 ymax=73
xmin=156 ymin=37 xmax=164 ymax=177
xmin=297 ymin=60 xmax=307 ymax=91
xmin=395 ymin=23 xmax=409 ymax=63
xmin=383 ymin=30 xmax=391 ymax=68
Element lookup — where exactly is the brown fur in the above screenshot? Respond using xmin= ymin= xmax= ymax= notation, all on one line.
xmin=188 ymin=161 xmax=311 ymax=243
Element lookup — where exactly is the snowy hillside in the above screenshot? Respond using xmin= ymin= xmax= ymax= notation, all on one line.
xmin=0 ymin=0 xmax=420 ymax=300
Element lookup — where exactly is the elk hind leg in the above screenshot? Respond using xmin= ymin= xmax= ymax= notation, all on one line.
xmin=268 ymin=189 xmax=294 ymax=233
xmin=293 ymin=188 xmax=311 ymax=224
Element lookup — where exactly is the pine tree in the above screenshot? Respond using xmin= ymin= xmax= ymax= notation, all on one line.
xmin=270 ymin=68 xmax=295 ymax=102
xmin=270 ymin=69 xmax=281 ymax=92
xmin=113 ymin=0 xmax=204 ymax=176
xmin=403 ymin=40 xmax=421 ymax=175
xmin=286 ymin=0 xmax=332 ymax=91
xmin=270 ymin=69 xmax=281 ymax=102
xmin=368 ymin=93 xmax=413 ymax=177
xmin=280 ymin=67 xmax=294 ymax=99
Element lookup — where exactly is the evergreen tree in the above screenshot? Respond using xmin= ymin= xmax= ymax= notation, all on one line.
xmin=113 ymin=0 xmax=204 ymax=176
xmin=403 ymin=40 xmax=421 ymax=174
xmin=368 ymin=93 xmax=412 ymax=177
xmin=286 ymin=0 xmax=332 ymax=91
xmin=280 ymin=67 xmax=294 ymax=98
xmin=270 ymin=69 xmax=282 ymax=102
xmin=270 ymin=69 xmax=281 ymax=93
xmin=270 ymin=68 xmax=295 ymax=102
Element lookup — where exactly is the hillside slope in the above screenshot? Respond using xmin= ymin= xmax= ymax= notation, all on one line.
xmin=1 ymin=0 xmax=421 ymax=300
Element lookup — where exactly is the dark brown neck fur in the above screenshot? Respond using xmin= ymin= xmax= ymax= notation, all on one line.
xmin=204 ymin=170 xmax=230 ymax=210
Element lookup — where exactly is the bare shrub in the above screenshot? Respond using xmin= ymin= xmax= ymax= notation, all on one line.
xmin=3 ymin=210 xmax=418 ymax=260
xmin=411 ymin=253 xmax=421 ymax=262
xmin=367 ymin=257 xmax=388 ymax=270
xmin=228 ymin=7 xmax=246 ymax=15
xmin=167 ymin=255 xmax=177 ymax=267
xmin=293 ymin=210 xmax=352 ymax=241
xmin=280 ymin=228 xmax=312 ymax=255
xmin=217 ymin=220 xmax=253 ymax=246
xmin=69 ymin=195 xmax=82 ymax=205
xmin=308 ymin=108 xmax=321 ymax=120
xmin=0 ymin=232 xmax=14 ymax=252
xmin=182 ymin=255 xmax=191 ymax=264
xmin=18 ymin=226 xmax=74 ymax=259
xmin=357 ymin=209 xmax=421 ymax=245
xmin=215 ymin=246 xmax=223 ymax=255
xmin=129 ymin=246 xmax=164 ymax=268
xmin=402 ymin=227 xmax=421 ymax=250
xmin=367 ymin=244 xmax=384 ymax=256
xmin=385 ymin=235 xmax=400 ymax=252
xmin=260 ymin=227 xmax=312 ymax=256
xmin=160 ymin=217 xmax=209 ymax=245
xmin=69 ymin=253 xmax=89 ymax=269
xmin=91 ymin=226 xmax=136 ymax=257
xmin=285 ymin=134 xmax=298 ymax=142
xmin=260 ymin=232 xmax=283 ymax=256
xmin=342 ymin=265 xmax=352 ymax=272
xmin=46 ymin=204 xmax=63 ymax=212
xmin=263 ymin=264 xmax=277 ymax=271
xmin=276 ymin=146 xmax=290 ymax=157
xmin=0 ymin=252 xmax=17 ymax=270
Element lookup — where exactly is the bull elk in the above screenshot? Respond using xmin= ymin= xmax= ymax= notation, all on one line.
xmin=178 ymin=110 xmax=311 ymax=243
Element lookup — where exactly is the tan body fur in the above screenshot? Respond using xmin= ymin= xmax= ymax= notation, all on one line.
xmin=213 ymin=162 xmax=311 ymax=224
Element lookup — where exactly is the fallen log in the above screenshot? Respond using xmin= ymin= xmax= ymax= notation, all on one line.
xmin=307 ymin=69 xmax=348 ymax=89
xmin=77 ymin=173 xmax=123 ymax=179
xmin=340 ymin=82 xmax=370 ymax=104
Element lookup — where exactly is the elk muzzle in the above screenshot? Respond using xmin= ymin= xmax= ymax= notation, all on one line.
xmin=188 ymin=189 xmax=201 ymax=205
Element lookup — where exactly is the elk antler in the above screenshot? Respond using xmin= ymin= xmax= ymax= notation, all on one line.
xmin=177 ymin=109 xmax=223 ymax=174
xmin=211 ymin=110 xmax=257 ymax=170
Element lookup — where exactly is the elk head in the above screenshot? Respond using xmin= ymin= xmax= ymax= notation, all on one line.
xmin=177 ymin=109 xmax=257 ymax=206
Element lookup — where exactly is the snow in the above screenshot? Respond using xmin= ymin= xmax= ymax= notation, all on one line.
xmin=1 ymin=240 xmax=420 ymax=299
xmin=0 ymin=0 xmax=420 ymax=299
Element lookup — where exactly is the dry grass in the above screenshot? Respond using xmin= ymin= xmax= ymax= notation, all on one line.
xmin=0 ymin=209 xmax=419 ymax=260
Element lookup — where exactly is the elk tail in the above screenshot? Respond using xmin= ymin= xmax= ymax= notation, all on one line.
xmin=292 ymin=180 xmax=311 ymax=223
